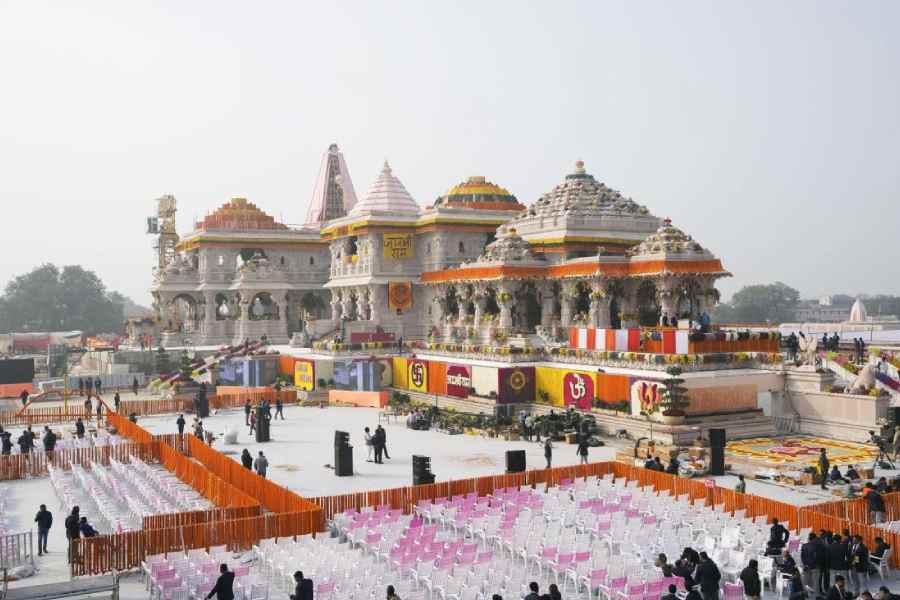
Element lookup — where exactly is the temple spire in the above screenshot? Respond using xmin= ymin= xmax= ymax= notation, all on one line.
xmin=305 ymin=143 xmax=359 ymax=225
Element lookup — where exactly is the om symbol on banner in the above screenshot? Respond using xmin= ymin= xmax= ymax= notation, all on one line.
xmin=563 ymin=372 xmax=594 ymax=410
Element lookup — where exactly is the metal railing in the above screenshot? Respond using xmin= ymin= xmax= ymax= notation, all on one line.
xmin=0 ymin=530 xmax=34 ymax=570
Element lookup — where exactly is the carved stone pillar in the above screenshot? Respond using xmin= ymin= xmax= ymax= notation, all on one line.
xmin=618 ymin=284 xmax=640 ymax=328
xmin=560 ymin=281 xmax=577 ymax=328
xmin=202 ymin=292 xmax=215 ymax=335
xmin=473 ymin=287 xmax=487 ymax=330
xmin=330 ymin=291 xmax=342 ymax=321
xmin=589 ymin=281 xmax=610 ymax=328
xmin=356 ymin=287 xmax=370 ymax=321
xmin=498 ymin=284 xmax=514 ymax=330
xmin=368 ymin=285 xmax=382 ymax=324
xmin=540 ymin=283 xmax=555 ymax=328
xmin=432 ymin=290 xmax=447 ymax=327
xmin=341 ymin=292 xmax=354 ymax=321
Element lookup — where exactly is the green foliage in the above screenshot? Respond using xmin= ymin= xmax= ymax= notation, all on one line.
xmin=713 ymin=282 xmax=800 ymax=324
xmin=0 ymin=263 xmax=128 ymax=334
xmin=390 ymin=391 xmax=411 ymax=409
xmin=661 ymin=365 xmax=690 ymax=416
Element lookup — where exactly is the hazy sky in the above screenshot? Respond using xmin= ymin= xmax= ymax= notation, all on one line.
xmin=1 ymin=1 xmax=898 ymax=305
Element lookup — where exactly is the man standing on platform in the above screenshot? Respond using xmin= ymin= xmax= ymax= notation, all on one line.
xmin=275 ymin=394 xmax=284 ymax=420
xmin=254 ymin=451 xmax=269 ymax=478
xmin=176 ymin=414 xmax=186 ymax=435
xmin=34 ymin=503 xmax=52 ymax=556
xmin=114 ymin=391 xmax=121 ymax=413
xmin=376 ymin=424 xmax=390 ymax=460
xmin=818 ymin=449 xmax=830 ymax=490
xmin=244 ymin=399 xmax=252 ymax=426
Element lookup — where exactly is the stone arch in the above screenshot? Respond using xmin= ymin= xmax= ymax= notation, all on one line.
xmin=214 ymin=293 xmax=231 ymax=320
xmin=515 ymin=281 xmax=542 ymax=332
xmin=249 ymin=292 xmax=278 ymax=321
xmin=169 ymin=294 xmax=199 ymax=333
xmin=300 ymin=291 xmax=327 ymax=320
xmin=574 ymin=281 xmax=591 ymax=318
xmin=636 ymin=280 xmax=661 ymax=327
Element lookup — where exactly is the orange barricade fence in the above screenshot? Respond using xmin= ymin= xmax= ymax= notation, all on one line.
xmin=212 ymin=390 xmax=297 ymax=409
xmin=153 ymin=433 xmax=191 ymax=455
xmin=116 ymin=390 xmax=298 ymax=418
xmin=107 ymin=412 xmax=154 ymax=444
xmin=142 ymin=506 xmax=261 ymax=530
xmin=0 ymin=442 xmax=159 ymax=481
xmin=157 ymin=442 xmax=259 ymax=509
xmin=118 ymin=398 xmax=193 ymax=417
xmin=0 ymin=406 xmax=95 ymax=427
xmin=72 ymin=510 xmax=318 ymax=576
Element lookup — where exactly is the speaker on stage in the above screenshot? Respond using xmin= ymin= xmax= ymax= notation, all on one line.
xmin=506 ymin=450 xmax=526 ymax=473
xmin=413 ymin=455 xmax=435 ymax=485
xmin=334 ymin=430 xmax=353 ymax=476
xmin=889 ymin=407 xmax=900 ymax=428
xmin=255 ymin=405 xmax=270 ymax=442
xmin=709 ymin=428 xmax=726 ymax=448
xmin=709 ymin=428 xmax=726 ymax=476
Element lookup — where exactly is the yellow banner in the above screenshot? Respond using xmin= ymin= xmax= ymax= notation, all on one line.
xmin=294 ymin=360 xmax=315 ymax=391
xmin=383 ymin=233 xmax=413 ymax=259
xmin=408 ymin=360 xmax=428 ymax=392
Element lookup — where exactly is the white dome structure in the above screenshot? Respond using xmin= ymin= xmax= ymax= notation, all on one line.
xmin=849 ymin=298 xmax=868 ymax=323
xmin=350 ymin=161 xmax=420 ymax=216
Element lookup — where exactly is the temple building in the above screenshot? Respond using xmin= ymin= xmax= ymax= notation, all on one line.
xmin=150 ymin=144 xmax=893 ymax=444
xmin=151 ymin=147 xmax=732 ymax=353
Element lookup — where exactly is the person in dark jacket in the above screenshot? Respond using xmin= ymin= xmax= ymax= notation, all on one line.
xmin=661 ymin=585 xmax=679 ymax=600
xmin=94 ymin=377 xmax=102 ymax=396
xmin=244 ymin=400 xmax=252 ymax=426
xmin=544 ymin=438 xmax=553 ymax=469
xmin=695 ymin=551 xmax=722 ymax=600
xmin=113 ymin=391 xmax=121 ymax=413
xmin=376 ymin=424 xmax=390 ymax=460
xmin=206 ymin=564 xmax=235 ymax=600
xmin=872 ymin=536 xmax=890 ymax=560
xmin=828 ymin=535 xmax=851 ymax=590
xmin=789 ymin=570 xmax=806 ymax=600
xmin=132 ymin=376 xmax=139 ymax=396
xmin=801 ymin=533 xmax=824 ymax=591
xmin=848 ymin=535 xmax=869 ymax=594
xmin=65 ymin=507 xmax=80 ymax=562
xmin=20 ymin=388 xmax=29 ymax=406
xmin=290 ymin=571 xmax=313 ymax=600
xmin=740 ymin=559 xmax=762 ymax=600
xmin=75 ymin=418 xmax=85 ymax=439
xmin=1 ymin=430 xmax=12 ymax=455
xmin=373 ymin=427 xmax=385 ymax=464
xmin=865 ymin=485 xmax=887 ymax=523
xmin=826 ymin=575 xmax=851 ymax=600
xmin=818 ymin=448 xmax=830 ymax=489
xmin=769 ymin=518 xmax=790 ymax=550
xmin=274 ymin=394 xmax=284 ymax=420
xmin=79 ymin=517 xmax=98 ymax=538
xmin=176 ymin=414 xmax=186 ymax=435
xmin=17 ymin=431 xmax=30 ymax=454
xmin=34 ymin=504 xmax=53 ymax=555
xmin=78 ymin=378 xmax=84 ymax=396
xmin=43 ymin=427 xmax=57 ymax=452
xmin=655 ymin=553 xmax=674 ymax=577
xmin=779 ymin=548 xmax=798 ymax=574
xmin=241 ymin=449 xmax=253 ymax=470
xmin=85 ymin=377 xmax=93 ymax=399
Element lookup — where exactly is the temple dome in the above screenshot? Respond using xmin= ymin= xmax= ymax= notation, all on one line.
xmin=629 ymin=218 xmax=710 ymax=258
xmin=350 ymin=161 xmax=420 ymax=215
xmin=434 ymin=176 xmax=524 ymax=211
xmin=518 ymin=160 xmax=650 ymax=220
xmin=849 ymin=298 xmax=868 ymax=323
xmin=196 ymin=198 xmax=288 ymax=231
xmin=478 ymin=226 xmax=544 ymax=264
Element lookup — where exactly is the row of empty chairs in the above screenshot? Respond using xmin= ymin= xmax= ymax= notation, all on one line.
xmin=48 ymin=452 xmax=212 ymax=533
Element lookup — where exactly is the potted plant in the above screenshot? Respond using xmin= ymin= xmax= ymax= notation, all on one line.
xmin=659 ymin=365 xmax=689 ymax=424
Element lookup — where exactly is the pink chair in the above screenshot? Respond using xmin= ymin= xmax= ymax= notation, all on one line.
xmin=315 ymin=581 xmax=336 ymax=598
xmin=598 ymin=575 xmax=627 ymax=600
xmin=548 ymin=552 xmax=575 ymax=585
xmin=723 ymin=582 xmax=743 ymax=600
xmin=583 ymin=568 xmax=608 ymax=600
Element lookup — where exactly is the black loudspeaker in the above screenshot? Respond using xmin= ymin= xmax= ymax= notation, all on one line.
xmin=413 ymin=455 xmax=435 ymax=485
xmin=709 ymin=445 xmax=725 ymax=476
xmin=195 ymin=389 xmax=209 ymax=419
xmin=334 ymin=430 xmax=353 ymax=476
xmin=709 ymin=428 xmax=726 ymax=448
xmin=255 ymin=406 xmax=270 ymax=442
xmin=506 ymin=450 xmax=526 ymax=473
xmin=335 ymin=446 xmax=353 ymax=476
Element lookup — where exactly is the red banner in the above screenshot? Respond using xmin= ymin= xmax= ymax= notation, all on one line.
xmin=563 ymin=372 xmax=594 ymax=410
xmin=446 ymin=364 xmax=471 ymax=398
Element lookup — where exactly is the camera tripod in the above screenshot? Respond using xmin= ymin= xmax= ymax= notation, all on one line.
xmin=872 ymin=445 xmax=896 ymax=470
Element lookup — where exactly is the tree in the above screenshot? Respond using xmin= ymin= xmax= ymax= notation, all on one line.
xmin=0 ymin=263 xmax=128 ymax=334
xmin=713 ymin=282 xmax=800 ymax=324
